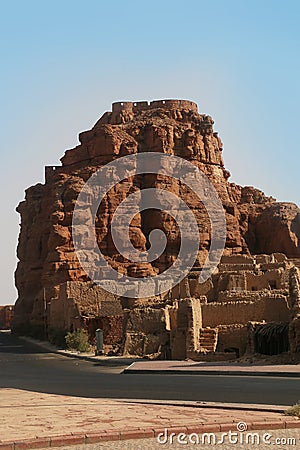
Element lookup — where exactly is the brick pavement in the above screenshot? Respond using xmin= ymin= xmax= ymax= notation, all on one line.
xmin=0 ymin=388 xmax=299 ymax=449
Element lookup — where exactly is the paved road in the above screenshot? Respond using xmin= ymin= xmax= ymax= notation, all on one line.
xmin=0 ymin=331 xmax=299 ymax=405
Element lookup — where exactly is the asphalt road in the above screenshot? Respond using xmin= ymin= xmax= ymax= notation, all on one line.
xmin=0 ymin=331 xmax=299 ymax=405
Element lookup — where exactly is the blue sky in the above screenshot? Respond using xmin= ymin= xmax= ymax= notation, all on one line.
xmin=0 ymin=0 xmax=299 ymax=304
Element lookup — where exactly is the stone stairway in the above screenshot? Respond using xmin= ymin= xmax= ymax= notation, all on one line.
xmin=199 ymin=327 xmax=218 ymax=352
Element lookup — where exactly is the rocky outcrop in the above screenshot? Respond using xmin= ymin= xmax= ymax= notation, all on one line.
xmin=13 ymin=99 xmax=300 ymax=333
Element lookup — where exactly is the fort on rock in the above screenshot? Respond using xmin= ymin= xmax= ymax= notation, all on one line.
xmin=13 ymin=99 xmax=300 ymax=359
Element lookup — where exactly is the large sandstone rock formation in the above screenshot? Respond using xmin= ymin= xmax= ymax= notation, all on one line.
xmin=13 ymin=100 xmax=300 ymax=348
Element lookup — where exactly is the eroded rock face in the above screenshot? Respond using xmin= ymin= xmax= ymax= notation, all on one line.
xmin=13 ymin=99 xmax=300 ymax=331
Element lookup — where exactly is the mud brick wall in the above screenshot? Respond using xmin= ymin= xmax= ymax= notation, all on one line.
xmin=202 ymin=296 xmax=290 ymax=327
xmin=100 ymin=316 xmax=123 ymax=345
xmin=216 ymin=324 xmax=248 ymax=356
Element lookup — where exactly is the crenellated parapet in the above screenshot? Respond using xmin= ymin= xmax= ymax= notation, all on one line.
xmin=111 ymin=99 xmax=198 ymax=114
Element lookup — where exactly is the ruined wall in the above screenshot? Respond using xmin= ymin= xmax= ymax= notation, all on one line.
xmin=48 ymin=281 xmax=123 ymax=332
xmin=167 ymin=297 xmax=204 ymax=359
xmin=48 ymin=284 xmax=80 ymax=332
xmin=201 ymin=296 xmax=290 ymax=327
xmin=246 ymin=269 xmax=287 ymax=291
xmin=123 ymin=307 xmax=168 ymax=356
xmin=187 ymin=254 xmax=290 ymax=303
xmin=216 ymin=324 xmax=248 ymax=357
xmin=86 ymin=316 xmax=123 ymax=349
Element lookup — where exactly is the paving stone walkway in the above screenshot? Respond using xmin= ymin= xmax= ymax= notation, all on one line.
xmin=0 ymin=388 xmax=299 ymax=449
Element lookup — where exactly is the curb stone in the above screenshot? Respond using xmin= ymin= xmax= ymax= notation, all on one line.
xmin=123 ymin=367 xmax=300 ymax=377
xmin=1 ymin=420 xmax=300 ymax=449
xmin=116 ymin=399 xmax=289 ymax=413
